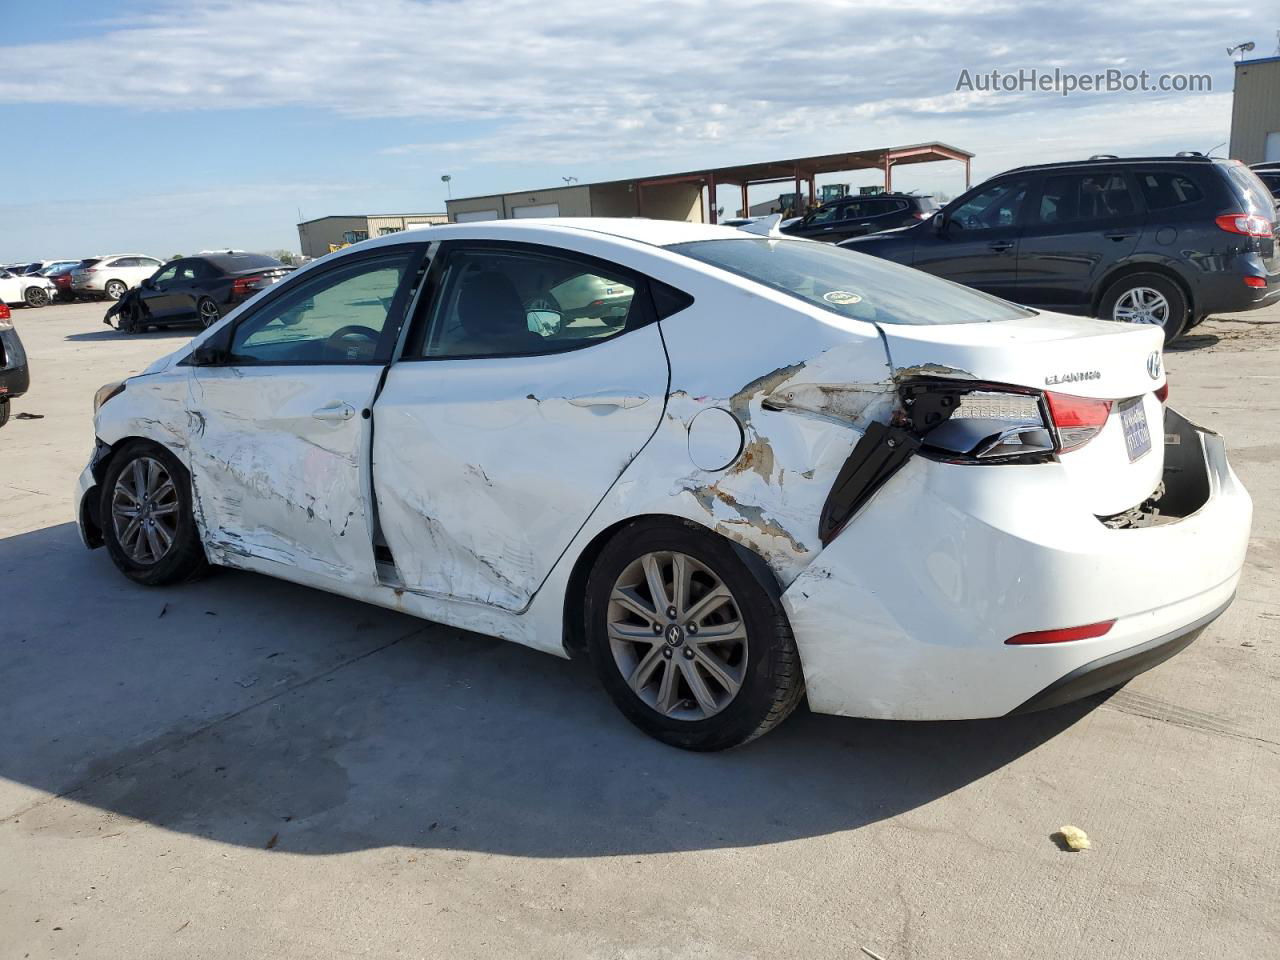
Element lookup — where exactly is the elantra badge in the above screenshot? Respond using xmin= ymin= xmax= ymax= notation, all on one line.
xmin=1147 ymin=351 xmax=1162 ymax=380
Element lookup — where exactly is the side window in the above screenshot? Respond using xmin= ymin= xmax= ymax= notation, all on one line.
xmin=139 ymin=257 xmax=163 ymax=268
xmin=151 ymin=263 xmax=179 ymax=285
xmin=111 ymin=257 xmax=136 ymax=268
xmin=948 ymin=179 xmax=1030 ymax=231
xmin=1037 ymin=172 xmax=1137 ymax=224
xmin=421 ymin=246 xmax=645 ymax=359
xmin=808 ymin=204 xmax=844 ymax=225
xmin=1136 ymin=172 xmax=1205 ymax=210
xmin=229 ymin=252 xmax=411 ymax=365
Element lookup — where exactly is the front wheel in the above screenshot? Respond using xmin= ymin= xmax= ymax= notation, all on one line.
xmin=23 ymin=286 xmax=50 ymax=308
xmin=100 ymin=441 xmax=209 ymax=586
xmin=584 ymin=520 xmax=804 ymax=750
xmin=104 ymin=279 xmax=128 ymax=301
xmin=1099 ymin=273 xmax=1188 ymax=343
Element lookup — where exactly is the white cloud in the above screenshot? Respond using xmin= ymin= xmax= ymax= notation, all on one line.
xmin=0 ymin=0 xmax=1254 ymax=173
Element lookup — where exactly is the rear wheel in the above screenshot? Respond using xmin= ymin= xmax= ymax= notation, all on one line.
xmin=0 ymin=398 xmax=9 ymax=428
xmin=104 ymin=279 xmax=128 ymax=301
xmin=1099 ymin=273 xmax=1188 ymax=343
xmin=100 ymin=441 xmax=209 ymax=586
xmin=584 ymin=520 xmax=804 ymax=751
xmin=23 ymin=286 xmax=50 ymax=308
xmin=197 ymin=297 xmax=221 ymax=328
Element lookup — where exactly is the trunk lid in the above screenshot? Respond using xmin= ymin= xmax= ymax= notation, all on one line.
xmin=876 ymin=312 xmax=1167 ymax=516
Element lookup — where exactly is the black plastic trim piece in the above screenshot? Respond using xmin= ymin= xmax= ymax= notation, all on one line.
xmin=818 ymin=422 xmax=921 ymax=545
xmin=1006 ymin=594 xmax=1235 ymax=715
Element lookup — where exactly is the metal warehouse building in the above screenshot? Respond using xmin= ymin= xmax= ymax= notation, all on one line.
xmin=296 ymin=212 xmax=448 ymax=258
xmin=444 ymin=142 xmax=972 ymax=225
xmin=1229 ymin=55 xmax=1280 ymax=163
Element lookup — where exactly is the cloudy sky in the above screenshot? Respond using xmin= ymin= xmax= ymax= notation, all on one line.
xmin=0 ymin=0 xmax=1268 ymax=258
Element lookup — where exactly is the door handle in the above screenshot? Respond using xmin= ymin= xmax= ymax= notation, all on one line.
xmin=567 ymin=393 xmax=648 ymax=410
xmin=312 ymin=401 xmax=356 ymax=421
xmin=988 ymin=240 xmax=1015 ymax=252
xmin=1103 ymin=232 xmax=1134 ymax=241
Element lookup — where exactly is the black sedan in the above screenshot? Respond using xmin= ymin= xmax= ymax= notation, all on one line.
xmin=106 ymin=253 xmax=294 ymax=332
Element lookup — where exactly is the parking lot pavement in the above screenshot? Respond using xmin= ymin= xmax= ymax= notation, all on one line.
xmin=1 ymin=298 xmax=1277 ymax=960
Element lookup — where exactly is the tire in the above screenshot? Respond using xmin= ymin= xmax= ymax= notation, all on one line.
xmin=23 ymin=286 xmax=50 ymax=308
xmin=116 ymin=302 xmax=140 ymax=334
xmin=197 ymin=297 xmax=221 ymax=328
xmin=104 ymin=279 xmax=128 ymax=301
xmin=0 ymin=399 xmax=9 ymax=429
xmin=99 ymin=440 xmax=209 ymax=586
xmin=584 ymin=519 xmax=804 ymax=751
xmin=1098 ymin=272 xmax=1189 ymax=344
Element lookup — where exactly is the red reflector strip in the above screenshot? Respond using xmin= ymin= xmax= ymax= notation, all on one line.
xmin=1244 ymin=276 xmax=1267 ymax=288
xmin=1006 ymin=620 xmax=1116 ymax=645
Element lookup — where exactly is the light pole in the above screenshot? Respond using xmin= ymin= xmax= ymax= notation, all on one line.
xmin=441 ymin=174 xmax=452 ymax=199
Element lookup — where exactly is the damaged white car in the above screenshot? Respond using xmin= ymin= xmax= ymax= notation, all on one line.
xmin=77 ymin=219 xmax=1252 ymax=750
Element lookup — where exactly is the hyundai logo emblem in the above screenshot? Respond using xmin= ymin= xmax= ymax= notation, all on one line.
xmin=1147 ymin=351 xmax=1162 ymax=381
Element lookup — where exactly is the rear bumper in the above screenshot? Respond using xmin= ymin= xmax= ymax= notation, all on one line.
xmin=0 ymin=325 xmax=31 ymax=400
xmin=1192 ymin=252 xmax=1280 ymax=315
xmin=782 ymin=408 xmax=1252 ymax=720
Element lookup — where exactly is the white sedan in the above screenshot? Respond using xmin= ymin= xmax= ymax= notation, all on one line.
xmin=0 ymin=267 xmax=56 ymax=308
xmin=76 ymin=219 xmax=1251 ymax=750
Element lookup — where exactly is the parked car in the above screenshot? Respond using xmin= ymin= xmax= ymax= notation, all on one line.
xmin=0 ymin=267 xmax=56 ymax=308
xmin=1251 ymin=161 xmax=1280 ymax=199
xmin=104 ymin=253 xmax=295 ymax=332
xmin=0 ymin=303 xmax=30 ymax=428
xmin=45 ymin=261 xmax=93 ymax=303
xmin=75 ymin=219 xmax=1250 ymax=750
xmin=782 ymin=193 xmax=940 ymax=243
xmin=841 ymin=156 xmax=1279 ymax=342
xmin=33 ymin=259 xmax=79 ymax=276
xmin=71 ymin=254 xmax=165 ymax=301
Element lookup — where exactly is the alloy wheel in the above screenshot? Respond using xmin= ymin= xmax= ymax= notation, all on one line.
xmin=110 ymin=456 xmax=180 ymax=565
xmin=606 ymin=550 xmax=748 ymax=721
xmin=106 ymin=281 xmax=126 ymax=300
xmin=199 ymin=299 xmax=220 ymax=327
xmin=24 ymin=286 xmax=50 ymax=307
xmin=1113 ymin=286 xmax=1170 ymax=326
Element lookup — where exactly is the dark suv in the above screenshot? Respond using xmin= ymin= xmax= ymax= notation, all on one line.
xmin=840 ymin=157 xmax=1279 ymax=341
xmin=782 ymin=193 xmax=939 ymax=242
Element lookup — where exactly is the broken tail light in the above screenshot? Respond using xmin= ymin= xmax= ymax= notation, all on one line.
xmin=921 ymin=388 xmax=1055 ymax=461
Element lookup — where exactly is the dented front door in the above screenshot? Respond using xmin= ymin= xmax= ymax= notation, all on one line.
xmin=186 ymin=249 xmax=417 ymax=584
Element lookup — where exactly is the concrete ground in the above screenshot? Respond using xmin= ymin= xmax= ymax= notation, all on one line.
xmin=1 ymin=298 xmax=1277 ymax=960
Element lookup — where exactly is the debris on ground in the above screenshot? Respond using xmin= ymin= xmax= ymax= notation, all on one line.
xmin=15 ymin=412 xmax=44 ymax=419
xmin=1057 ymin=825 xmax=1091 ymax=851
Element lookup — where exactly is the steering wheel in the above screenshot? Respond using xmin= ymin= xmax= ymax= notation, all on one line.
xmin=324 ymin=324 xmax=381 ymax=359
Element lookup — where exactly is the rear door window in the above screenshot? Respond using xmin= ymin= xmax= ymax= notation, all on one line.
xmin=1036 ymin=172 xmax=1137 ymax=224
xmin=1135 ymin=172 xmax=1205 ymax=210
xmin=1224 ymin=163 xmax=1277 ymax=218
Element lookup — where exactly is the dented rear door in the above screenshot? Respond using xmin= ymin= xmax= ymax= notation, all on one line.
xmin=371 ymin=241 xmax=670 ymax=611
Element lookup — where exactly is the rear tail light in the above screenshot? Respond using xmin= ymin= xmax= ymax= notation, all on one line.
xmin=0 ymin=303 xmax=10 ymax=321
xmin=1155 ymin=381 xmax=1169 ymax=404
xmin=1215 ymin=213 xmax=1273 ymax=237
xmin=231 ymin=274 xmax=264 ymax=296
xmin=1244 ymin=276 xmax=1267 ymax=288
xmin=1006 ymin=619 xmax=1115 ymax=645
xmin=1044 ymin=391 xmax=1113 ymax=453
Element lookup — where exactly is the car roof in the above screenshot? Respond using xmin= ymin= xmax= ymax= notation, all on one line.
xmin=345 ymin=217 xmax=753 ymax=253
xmin=1000 ymin=155 xmax=1226 ymax=177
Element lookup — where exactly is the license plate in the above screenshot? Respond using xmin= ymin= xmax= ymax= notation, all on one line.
xmin=1119 ymin=397 xmax=1151 ymax=462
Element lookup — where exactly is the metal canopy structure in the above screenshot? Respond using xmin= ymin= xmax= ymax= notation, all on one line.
xmin=626 ymin=141 xmax=974 ymax=223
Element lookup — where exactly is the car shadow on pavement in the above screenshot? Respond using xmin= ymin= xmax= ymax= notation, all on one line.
xmin=1 ymin=522 xmax=1093 ymax=859
xmin=64 ymin=329 xmax=196 ymax=342
xmin=1166 ymin=333 xmax=1221 ymax=352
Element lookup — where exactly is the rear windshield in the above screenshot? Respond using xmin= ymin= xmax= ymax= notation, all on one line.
xmin=205 ymin=253 xmax=283 ymax=272
xmin=667 ymin=238 xmax=1034 ymax=326
xmin=1224 ymin=163 xmax=1277 ymax=219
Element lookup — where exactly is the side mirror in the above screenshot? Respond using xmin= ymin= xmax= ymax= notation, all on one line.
xmin=188 ymin=326 xmax=232 ymax=366
xmin=141 ymin=277 xmax=156 ymax=290
xmin=931 ymin=212 xmax=947 ymax=234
